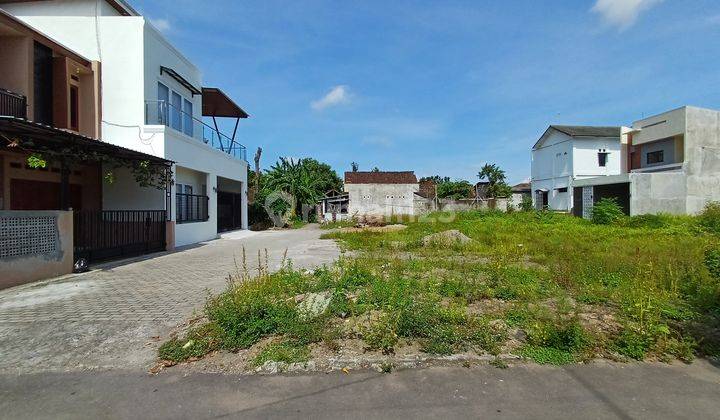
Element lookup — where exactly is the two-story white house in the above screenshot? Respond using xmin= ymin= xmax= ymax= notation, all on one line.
xmin=0 ymin=0 xmax=250 ymax=247
xmin=530 ymin=125 xmax=627 ymax=212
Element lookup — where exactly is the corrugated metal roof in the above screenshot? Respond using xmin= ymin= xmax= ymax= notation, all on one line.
xmin=550 ymin=125 xmax=621 ymax=137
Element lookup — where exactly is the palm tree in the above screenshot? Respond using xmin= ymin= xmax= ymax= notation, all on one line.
xmin=263 ymin=158 xmax=322 ymax=217
xmin=478 ymin=163 xmax=512 ymax=198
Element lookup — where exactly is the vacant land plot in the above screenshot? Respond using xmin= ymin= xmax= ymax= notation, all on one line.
xmin=159 ymin=210 xmax=720 ymax=372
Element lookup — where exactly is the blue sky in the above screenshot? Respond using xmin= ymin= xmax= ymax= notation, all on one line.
xmin=132 ymin=0 xmax=720 ymax=184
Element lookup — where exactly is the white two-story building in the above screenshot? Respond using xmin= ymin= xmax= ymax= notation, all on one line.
xmin=0 ymin=0 xmax=250 ymax=247
xmin=530 ymin=125 xmax=627 ymax=212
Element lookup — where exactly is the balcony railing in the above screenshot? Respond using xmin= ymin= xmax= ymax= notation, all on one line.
xmin=0 ymin=88 xmax=27 ymax=119
xmin=145 ymin=100 xmax=247 ymax=161
xmin=176 ymin=193 xmax=209 ymax=224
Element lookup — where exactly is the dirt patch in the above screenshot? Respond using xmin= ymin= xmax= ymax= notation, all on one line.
xmin=466 ymin=299 xmax=513 ymax=317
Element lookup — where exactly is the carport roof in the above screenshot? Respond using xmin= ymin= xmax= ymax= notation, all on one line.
xmin=0 ymin=116 xmax=172 ymax=166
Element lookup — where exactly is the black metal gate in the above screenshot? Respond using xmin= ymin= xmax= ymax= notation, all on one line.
xmin=217 ymin=191 xmax=242 ymax=232
xmin=74 ymin=210 xmax=166 ymax=262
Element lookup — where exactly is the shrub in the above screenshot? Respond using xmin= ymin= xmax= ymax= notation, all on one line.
xmin=704 ymin=247 xmax=720 ymax=280
xmin=525 ymin=317 xmax=590 ymax=354
xmin=158 ymin=323 xmax=223 ymax=363
xmin=519 ymin=195 xmax=534 ymax=212
xmin=699 ymin=201 xmax=720 ymax=234
xmin=591 ymin=198 xmax=625 ymax=225
xmin=613 ymin=329 xmax=650 ymax=360
xmin=362 ymin=313 xmax=399 ymax=354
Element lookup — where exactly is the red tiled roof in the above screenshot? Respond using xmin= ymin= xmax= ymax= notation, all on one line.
xmin=344 ymin=171 xmax=418 ymax=184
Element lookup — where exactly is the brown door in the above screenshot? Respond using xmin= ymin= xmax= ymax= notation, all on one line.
xmin=10 ymin=179 xmax=82 ymax=210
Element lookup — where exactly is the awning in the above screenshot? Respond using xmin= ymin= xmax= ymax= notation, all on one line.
xmin=202 ymin=87 xmax=249 ymax=118
xmin=0 ymin=116 xmax=172 ymax=166
xmin=160 ymin=66 xmax=202 ymax=96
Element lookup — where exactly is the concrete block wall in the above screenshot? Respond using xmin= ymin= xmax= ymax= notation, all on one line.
xmin=0 ymin=210 xmax=73 ymax=289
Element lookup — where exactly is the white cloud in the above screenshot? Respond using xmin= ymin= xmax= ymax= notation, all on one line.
xmin=311 ymin=85 xmax=351 ymax=111
xmin=591 ymin=0 xmax=663 ymax=30
xmin=150 ymin=18 xmax=171 ymax=33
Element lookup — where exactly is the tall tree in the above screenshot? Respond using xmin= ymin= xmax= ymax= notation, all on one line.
xmin=478 ymin=163 xmax=512 ymax=198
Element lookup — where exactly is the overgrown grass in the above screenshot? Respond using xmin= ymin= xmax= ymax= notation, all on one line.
xmin=160 ymin=207 xmax=720 ymax=366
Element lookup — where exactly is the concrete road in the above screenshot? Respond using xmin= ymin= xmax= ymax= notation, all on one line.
xmin=0 ymin=226 xmax=339 ymax=373
xmin=1 ymin=360 xmax=719 ymax=419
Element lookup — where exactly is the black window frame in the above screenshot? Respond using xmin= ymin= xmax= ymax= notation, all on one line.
xmin=598 ymin=152 xmax=609 ymax=167
xmin=647 ymin=150 xmax=664 ymax=165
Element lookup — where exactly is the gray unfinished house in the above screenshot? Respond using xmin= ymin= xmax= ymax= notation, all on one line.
xmin=344 ymin=171 xmax=419 ymax=217
xmin=573 ymin=106 xmax=720 ymax=217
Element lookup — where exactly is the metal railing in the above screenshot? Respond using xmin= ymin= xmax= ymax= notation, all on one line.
xmin=176 ymin=193 xmax=209 ymax=224
xmin=0 ymin=88 xmax=27 ymax=119
xmin=145 ymin=100 xmax=247 ymax=161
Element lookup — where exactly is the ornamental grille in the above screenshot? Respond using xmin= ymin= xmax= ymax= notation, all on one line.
xmin=0 ymin=215 xmax=58 ymax=258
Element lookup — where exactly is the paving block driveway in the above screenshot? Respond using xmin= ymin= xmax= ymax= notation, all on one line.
xmin=0 ymin=225 xmax=340 ymax=373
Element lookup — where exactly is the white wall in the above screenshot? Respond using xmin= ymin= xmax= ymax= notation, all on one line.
xmin=572 ymin=137 xmax=622 ymax=178
xmin=345 ymin=184 xmax=419 ymax=216
xmin=102 ymin=165 xmax=166 ymax=211
xmin=531 ymin=130 xmax=573 ymax=211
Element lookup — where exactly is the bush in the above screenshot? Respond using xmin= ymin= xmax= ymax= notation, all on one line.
xmin=704 ymin=247 xmax=720 ymax=280
xmin=699 ymin=202 xmax=720 ymax=234
xmin=519 ymin=195 xmax=534 ymax=212
xmin=362 ymin=313 xmax=399 ymax=354
xmin=591 ymin=198 xmax=625 ymax=225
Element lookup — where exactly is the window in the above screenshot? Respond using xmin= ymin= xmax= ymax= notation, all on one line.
xmin=183 ymin=98 xmax=193 ymax=137
xmin=157 ymin=82 xmax=169 ymax=125
xmin=598 ymin=151 xmax=609 ymax=167
xmin=647 ymin=150 xmax=664 ymax=165
xmin=556 ymin=187 xmax=568 ymax=193
xmin=171 ymin=91 xmax=182 ymax=131
xmin=176 ymin=183 xmax=208 ymax=224
xmin=69 ymin=85 xmax=79 ymax=131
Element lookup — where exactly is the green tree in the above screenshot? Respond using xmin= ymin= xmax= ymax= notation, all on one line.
xmin=420 ymin=175 xmax=451 ymax=184
xmin=478 ymin=163 xmax=512 ymax=198
xmin=371 ymin=167 xmax=380 ymax=172
xmin=436 ymin=180 xmax=473 ymax=199
xmin=260 ymin=157 xmax=342 ymax=219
